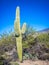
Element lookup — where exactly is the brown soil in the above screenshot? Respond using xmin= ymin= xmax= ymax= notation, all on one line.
xmin=18 ymin=60 xmax=49 ymax=65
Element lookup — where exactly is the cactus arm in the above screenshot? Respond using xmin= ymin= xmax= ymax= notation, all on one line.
xmin=21 ymin=23 xmax=26 ymax=34
xmin=14 ymin=7 xmax=20 ymax=35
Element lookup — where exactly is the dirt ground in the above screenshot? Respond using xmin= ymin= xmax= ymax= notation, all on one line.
xmin=18 ymin=60 xmax=49 ymax=65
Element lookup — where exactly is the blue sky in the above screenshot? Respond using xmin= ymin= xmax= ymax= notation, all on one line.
xmin=0 ymin=0 xmax=49 ymax=33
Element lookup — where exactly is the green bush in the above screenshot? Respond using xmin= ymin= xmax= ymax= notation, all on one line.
xmin=10 ymin=62 xmax=19 ymax=65
xmin=37 ymin=33 xmax=49 ymax=48
xmin=22 ymin=26 xmax=36 ymax=49
xmin=0 ymin=32 xmax=15 ymax=45
xmin=0 ymin=26 xmax=35 ymax=48
xmin=0 ymin=55 xmax=4 ymax=65
xmin=22 ymin=34 xmax=35 ymax=49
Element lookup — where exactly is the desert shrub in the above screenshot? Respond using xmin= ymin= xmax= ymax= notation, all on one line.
xmin=22 ymin=26 xmax=36 ymax=49
xmin=0 ymin=56 xmax=3 ymax=65
xmin=0 ymin=32 xmax=16 ymax=55
xmin=22 ymin=34 xmax=35 ymax=49
xmin=0 ymin=32 xmax=16 ymax=45
xmin=23 ymin=52 xmax=38 ymax=60
xmin=10 ymin=62 xmax=19 ymax=65
xmin=0 ymin=26 xmax=36 ymax=49
xmin=0 ymin=55 xmax=10 ymax=65
xmin=0 ymin=27 xmax=36 ymax=61
xmin=37 ymin=33 xmax=49 ymax=48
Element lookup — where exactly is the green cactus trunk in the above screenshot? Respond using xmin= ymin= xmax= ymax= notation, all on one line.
xmin=16 ymin=34 xmax=22 ymax=62
xmin=14 ymin=6 xmax=26 ymax=62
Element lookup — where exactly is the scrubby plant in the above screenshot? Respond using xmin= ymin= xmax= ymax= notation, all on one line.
xmin=10 ymin=62 xmax=19 ymax=65
xmin=25 ymin=25 xmax=36 ymax=35
xmin=0 ymin=32 xmax=15 ymax=45
xmin=22 ymin=26 xmax=36 ymax=49
xmin=14 ymin=6 xmax=26 ymax=62
xmin=22 ymin=35 xmax=35 ymax=49
xmin=37 ymin=33 xmax=49 ymax=48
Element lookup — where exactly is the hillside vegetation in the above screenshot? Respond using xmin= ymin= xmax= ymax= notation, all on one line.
xmin=0 ymin=27 xmax=49 ymax=65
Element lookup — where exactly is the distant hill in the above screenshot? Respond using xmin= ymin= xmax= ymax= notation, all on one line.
xmin=38 ymin=28 xmax=49 ymax=33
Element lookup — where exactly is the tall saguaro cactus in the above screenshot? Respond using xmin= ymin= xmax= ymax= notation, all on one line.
xmin=14 ymin=6 xmax=26 ymax=62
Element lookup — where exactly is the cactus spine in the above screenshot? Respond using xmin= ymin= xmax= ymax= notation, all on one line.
xmin=14 ymin=6 xmax=26 ymax=62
